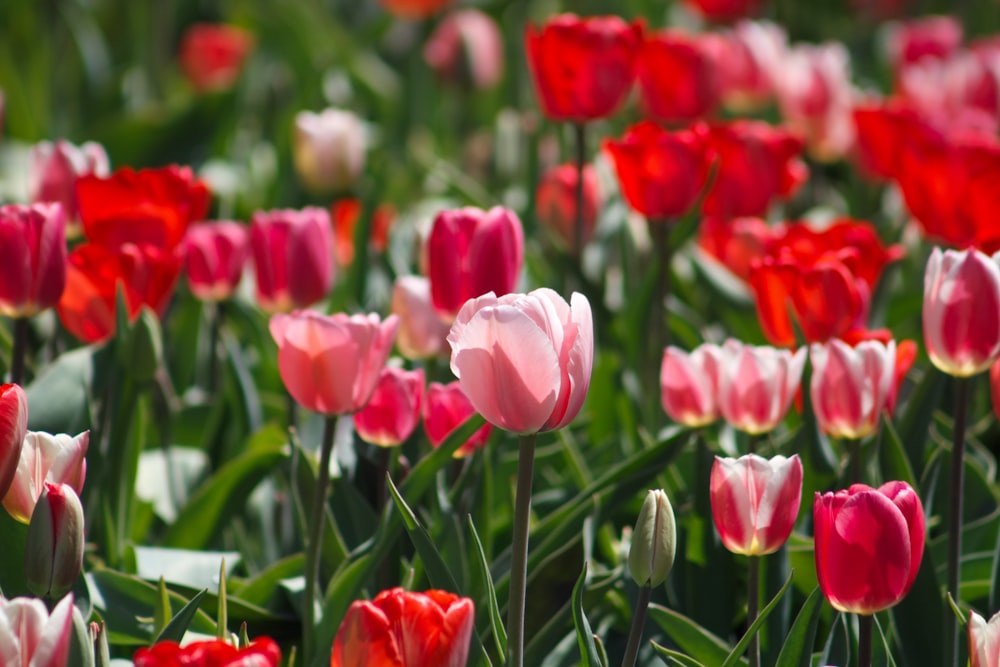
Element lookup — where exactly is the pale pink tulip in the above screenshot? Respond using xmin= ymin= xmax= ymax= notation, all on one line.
xmin=923 ymin=247 xmax=1000 ymax=377
xmin=269 ymin=311 xmax=398 ymax=416
xmin=423 ymin=381 xmax=493 ymax=457
xmin=391 ymin=276 xmax=451 ymax=360
xmin=0 ymin=384 xmax=27 ymax=501
xmin=717 ymin=340 xmax=806 ymax=434
xmin=970 ymin=609 xmax=1000 ymax=667
xmin=29 ymin=140 xmax=109 ymax=221
xmin=292 ymin=109 xmax=366 ymax=194
xmin=354 ymin=367 xmax=425 ymax=447
xmin=424 ymin=9 xmax=505 ymax=91
xmin=0 ymin=594 xmax=75 ymax=667
xmin=3 ymin=430 xmax=88 ymax=525
xmin=448 ymin=289 xmax=593 ymax=434
xmin=660 ymin=343 xmax=723 ymax=427
xmin=810 ymin=338 xmax=896 ymax=439
xmin=710 ymin=454 xmax=802 ymax=555
xmin=183 ymin=221 xmax=250 ymax=302
xmin=0 ymin=203 xmax=68 ymax=318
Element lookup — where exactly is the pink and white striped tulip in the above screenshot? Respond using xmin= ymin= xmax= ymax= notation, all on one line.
xmin=353 ymin=367 xmax=425 ymax=447
xmin=183 ymin=221 xmax=250 ymax=302
xmin=923 ymin=247 xmax=1000 ymax=377
xmin=391 ymin=276 xmax=451 ymax=360
xmin=710 ymin=453 xmax=802 ymax=556
xmin=423 ymin=381 xmax=493 ymax=458
xmin=717 ymin=340 xmax=806 ymax=435
xmin=448 ymin=289 xmax=593 ymax=434
xmin=0 ymin=203 xmax=68 ymax=318
xmin=3 ymin=430 xmax=88 ymax=525
xmin=0 ymin=385 xmax=27 ymax=502
xmin=29 ymin=140 xmax=109 ymax=221
xmin=969 ymin=609 xmax=1000 ymax=667
xmin=810 ymin=338 xmax=896 ymax=440
xmin=660 ymin=343 xmax=723 ymax=428
xmin=0 ymin=594 xmax=76 ymax=667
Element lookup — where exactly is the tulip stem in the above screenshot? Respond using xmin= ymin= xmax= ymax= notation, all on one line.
xmin=10 ymin=317 xmax=28 ymax=385
xmin=507 ymin=433 xmax=537 ymax=667
xmin=302 ymin=414 xmax=337 ymax=667
xmin=857 ymin=614 xmax=873 ymax=667
xmin=621 ymin=583 xmax=652 ymax=667
xmin=573 ymin=122 xmax=587 ymax=256
xmin=207 ymin=302 xmax=224 ymax=394
xmin=848 ymin=438 xmax=862 ymax=484
xmin=947 ymin=375 xmax=969 ymax=667
xmin=747 ymin=555 xmax=761 ymax=667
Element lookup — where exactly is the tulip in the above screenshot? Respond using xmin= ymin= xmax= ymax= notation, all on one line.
xmin=424 ymin=9 xmax=504 ymax=91
xmin=29 ymin=140 xmax=109 ymax=221
xmin=331 ymin=198 xmax=393 ymax=268
xmin=705 ymin=20 xmax=786 ymax=113
xmin=683 ymin=0 xmax=764 ymax=21
xmin=250 ymin=207 xmax=335 ymax=313
xmin=269 ymin=311 xmax=398 ymax=416
xmin=603 ymin=121 xmax=713 ymax=220
xmin=134 ymin=638 xmax=281 ymax=667
xmin=697 ymin=216 xmax=775 ymax=283
xmin=886 ymin=15 xmax=963 ymax=74
xmin=923 ymin=247 xmax=1000 ymax=377
xmin=525 ymin=14 xmax=643 ymax=123
xmin=637 ymin=30 xmax=720 ymax=123
xmin=177 ymin=23 xmax=254 ymax=93
xmin=390 ymin=276 xmax=451 ymax=359
xmin=331 ymin=588 xmax=474 ymax=667
xmin=3 ymin=430 xmax=89 ymax=524
xmin=810 ymin=339 xmax=895 ymax=440
xmin=423 ymin=381 xmax=493 ymax=457
xmin=0 ymin=384 xmax=27 ymax=501
xmin=629 ymin=489 xmax=677 ymax=587
xmin=710 ymin=454 xmax=802 ymax=556
xmin=292 ymin=109 xmax=366 ymax=194
xmin=0 ymin=203 xmax=67 ymax=319
xmin=426 ymin=206 xmax=524 ymax=320
xmin=535 ymin=163 xmax=600 ymax=250
xmin=717 ymin=339 xmax=806 ymax=435
xmin=354 ymin=367 xmax=425 ymax=447
xmin=0 ymin=594 xmax=76 ymax=667
xmin=448 ymin=289 xmax=594 ymax=434
xmin=379 ymin=0 xmax=452 ymax=19
xmin=183 ymin=221 xmax=250 ymax=302
xmin=660 ymin=343 xmax=723 ymax=427
xmin=813 ymin=481 xmax=925 ymax=614
xmin=969 ymin=609 xmax=1000 ymax=667
xmin=25 ymin=482 xmax=84 ymax=599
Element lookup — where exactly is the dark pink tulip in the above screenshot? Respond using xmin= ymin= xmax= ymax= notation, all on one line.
xmin=0 ymin=203 xmax=67 ymax=318
xmin=660 ymin=343 xmax=723 ymax=427
xmin=250 ymin=208 xmax=335 ymax=313
xmin=710 ymin=453 xmax=802 ymax=555
xmin=269 ymin=311 xmax=398 ymax=416
xmin=810 ymin=339 xmax=896 ymax=439
xmin=0 ymin=594 xmax=76 ymax=667
xmin=183 ymin=221 xmax=250 ymax=302
xmin=813 ymin=481 xmax=925 ymax=614
xmin=0 ymin=384 xmax=27 ymax=501
xmin=423 ymin=381 xmax=493 ymax=458
xmin=426 ymin=207 xmax=523 ymax=320
xmin=354 ymin=367 xmax=425 ymax=447
xmin=390 ymin=276 xmax=451 ymax=360
xmin=969 ymin=609 xmax=1000 ymax=667
xmin=3 ymin=430 xmax=88 ymax=525
xmin=448 ymin=289 xmax=593 ymax=434
xmin=717 ymin=339 xmax=806 ymax=434
xmin=29 ymin=140 xmax=109 ymax=221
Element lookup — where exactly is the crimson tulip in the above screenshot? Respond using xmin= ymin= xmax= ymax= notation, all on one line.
xmin=423 ymin=381 xmax=493 ymax=457
xmin=354 ymin=367 xmax=425 ymax=447
xmin=250 ymin=207 xmax=335 ymax=313
xmin=535 ymin=163 xmax=600 ymax=250
xmin=660 ymin=343 xmax=723 ymax=428
xmin=638 ymin=30 xmax=719 ymax=123
xmin=813 ymin=481 xmax=925 ymax=614
xmin=0 ymin=203 xmax=67 ymax=318
xmin=0 ymin=594 xmax=76 ymax=667
xmin=293 ymin=109 xmax=366 ymax=194
xmin=390 ymin=276 xmax=450 ymax=360
xmin=0 ymin=384 xmax=27 ymax=501
xmin=3 ymin=430 xmax=88 ymax=525
xmin=134 ymin=637 xmax=281 ymax=667
xmin=424 ymin=9 xmax=505 ymax=91
xmin=717 ymin=339 xmax=805 ymax=435
xmin=810 ymin=339 xmax=895 ymax=440
xmin=525 ymin=14 xmax=643 ymax=123
xmin=183 ymin=221 xmax=250 ymax=302
xmin=331 ymin=588 xmax=474 ymax=667
xmin=28 ymin=140 xmax=108 ymax=221
xmin=177 ymin=23 xmax=254 ymax=93
xmin=969 ymin=609 xmax=1000 ymax=667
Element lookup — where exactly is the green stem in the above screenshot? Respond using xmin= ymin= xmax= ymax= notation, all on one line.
xmin=848 ymin=438 xmax=862 ymax=485
xmin=857 ymin=614 xmax=873 ymax=667
xmin=287 ymin=389 xmax=299 ymax=431
xmin=10 ymin=317 xmax=28 ymax=385
xmin=748 ymin=555 xmax=761 ymax=667
xmin=506 ymin=433 xmax=537 ymax=667
xmin=947 ymin=376 xmax=969 ymax=667
xmin=573 ymin=122 xmax=587 ymax=256
xmin=207 ymin=302 xmax=224 ymax=395
xmin=621 ymin=584 xmax=652 ymax=667
xmin=302 ymin=415 xmax=338 ymax=666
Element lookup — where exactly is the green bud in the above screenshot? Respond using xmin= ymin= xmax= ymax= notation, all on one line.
xmin=629 ymin=489 xmax=676 ymax=588
xmin=25 ymin=483 xmax=85 ymax=599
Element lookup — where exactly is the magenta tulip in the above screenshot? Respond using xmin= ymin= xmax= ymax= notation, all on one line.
xmin=3 ymin=430 xmax=88 ymax=525
xmin=717 ymin=340 xmax=806 ymax=435
xmin=183 ymin=221 xmax=250 ymax=302
xmin=814 ymin=481 xmax=925 ymax=615
xmin=0 ymin=384 xmax=27 ymax=501
xmin=0 ymin=203 xmax=68 ymax=318
xmin=354 ymin=367 xmax=425 ymax=447
xmin=810 ymin=338 xmax=896 ymax=439
xmin=969 ymin=609 xmax=1000 ymax=667
xmin=448 ymin=289 xmax=593 ymax=434
xmin=0 ymin=594 xmax=76 ymax=667
xmin=250 ymin=208 xmax=335 ymax=313
xmin=661 ymin=343 xmax=723 ymax=427
xmin=391 ymin=276 xmax=451 ymax=360
xmin=423 ymin=381 xmax=493 ymax=458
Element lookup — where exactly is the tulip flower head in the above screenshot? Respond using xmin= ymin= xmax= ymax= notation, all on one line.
xmin=250 ymin=207 xmax=335 ymax=313
xmin=813 ymin=481 xmax=925 ymax=615
xmin=423 ymin=381 xmax=493 ymax=458
xmin=810 ymin=338 xmax=896 ymax=439
xmin=0 ymin=594 xmax=76 ymax=667
xmin=0 ymin=203 xmax=68 ymax=319
xmin=448 ymin=289 xmax=594 ymax=434
xmin=391 ymin=276 xmax=451 ymax=359
xmin=629 ymin=489 xmax=677 ymax=587
xmin=717 ymin=340 xmax=806 ymax=434
xmin=710 ymin=454 xmax=802 ymax=556
xmin=424 ymin=9 xmax=505 ymax=91
xmin=292 ymin=108 xmax=367 ymax=194
xmin=969 ymin=609 xmax=1000 ymax=667
xmin=183 ymin=221 xmax=250 ymax=302
xmin=177 ymin=23 xmax=254 ymax=93
xmin=354 ymin=367 xmax=425 ymax=447
xmin=637 ymin=30 xmax=720 ymax=123
xmin=134 ymin=637 xmax=281 ymax=667
xmin=660 ymin=343 xmax=723 ymax=427
xmin=380 ymin=0 xmax=452 ymax=19
xmin=3 ymin=430 xmax=89 ymax=525
xmin=0 ymin=384 xmax=27 ymax=501
xmin=535 ymin=163 xmax=600 ymax=250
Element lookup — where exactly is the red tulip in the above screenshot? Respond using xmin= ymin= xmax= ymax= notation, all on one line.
xmin=183 ymin=221 xmax=250 ymax=302
xmin=660 ymin=343 xmax=723 ymax=427
xmin=269 ymin=311 xmax=398 ymax=416
xmin=851 ymin=99 xmax=918 ymax=181
xmin=813 ymin=481 xmax=925 ymax=614
xmin=425 ymin=206 xmax=523 ymax=320
xmin=0 ymin=384 xmax=27 ymax=502
xmin=29 ymin=140 xmax=109 ymax=221
xmin=390 ymin=276 xmax=451 ymax=360
xmin=331 ymin=198 xmax=393 ymax=268
xmin=423 ymin=381 xmax=493 ymax=458
xmin=448 ymin=289 xmax=593 ymax=434
xmin=717 ymin=339 xmax=805 ymax=435
xmin=969 ymin=609 xmax=1000 ymax=667
xmin=57 ymin=243 xmax=182 ymax=343
xmin=535 ymin=163 xmax=600 ymax=250
xmin=810 ymin=339 xmax=896 ymax=440
xmin=697 ymin=216 xmax=776 ymax=283
xmin=354 ymin=367 xmax=425 ymax=447
xmin=3 ymin=430 xmax=89 ymax=525
xmin=424 ymin=9 xmax=505 ymax=91
xmin=331 ymin=587 xmax=474 ymax=667
xmin=379 ymin=0 xmax=452 ymax=19
xmin=177 ymin=23 xmax=254 ymax=93
xmin=710 ymin=454 xmax=802 ymax=555
xmin=603 ymin=121 xmax=713 ymax=220
xmin=134 ymin=637 xmax=281 ymax=667
xmin=76 ymin=165 xmax=211 ymax=251
xmin=683 ymin=0 xmax=764 ymax=22
xmin=525 ymin=14 xmax=643 ymax=123
xmin=638 ymin=30 xmax=719 ymax=123
xmin=0 ymin=594 xmax=76 ymax=667
xmin=293 ymin=109 xmax=367 ymax=194
xmin=250 ymin=207 xmax=335 ymax=313
xmin=0 ymin=203 xmax=68 ymax=318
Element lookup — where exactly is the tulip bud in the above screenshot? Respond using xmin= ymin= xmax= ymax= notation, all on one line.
xmin=629 ymin=489 xmax=677 ymax=587
xmin=120 ymin=308 xmax=164 ymax=384
xmin=29 ymin=140 xmax=109 ymax=222
xmin=292 ymin=109 xmax=366 ymax=194
xmin=25 ymin=483 xmax=85 ymax=599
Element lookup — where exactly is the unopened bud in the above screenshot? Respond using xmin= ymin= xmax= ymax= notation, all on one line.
xmin=629 ymin=489 xmax=676 ymax=587
xmin=25 ymin=482 xmax=85 ymax=599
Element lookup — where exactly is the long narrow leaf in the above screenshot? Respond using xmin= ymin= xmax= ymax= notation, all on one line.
xmin=571 ymin=563 xmax=602 ymax=667
xmin=468 ymin=515 xmax=506 ymax=659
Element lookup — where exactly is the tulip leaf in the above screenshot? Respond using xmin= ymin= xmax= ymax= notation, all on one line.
xmin=571 ymin=562 xmax=602 ymax=667
xmin=290 ymin=432 xmax=349 ymax=573
xmin=774 ymin=586 xmax=824 ymax=667
xmin=647 ymin=604 xmax=737 ymax=667
xmin=24 ymin=344 xmax=98 ymax=435
xmin=890 ymin=547 xmax=943 ymax=667
xmin=720 ymin=570 xmax=793 ymax=667
xmin=896 ymin=368 xmax=946 ymax=477
xmin=879 ymin=416 xmax=917 ymax=488
xmin=467 ymin=514 xmax=507 ymax=660
xmin=154 ymin=589 xmax=209 ymax=643
xmin=399 ymin=413 xmax=488 ymax=499
xmin=650 ymin=641 xmax=707 ymax=667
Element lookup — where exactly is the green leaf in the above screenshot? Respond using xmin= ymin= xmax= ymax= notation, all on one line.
xmin=571 ymin=563 xmax=602 ymax=667
xmin=891 ymin=547 xmax=943 ymax=667
xmin=0 ymin=509 xmax=29 ymax=598
xmin=896 ymin=368 xmax=946 ymax=477
xmin=650 ymin=642 xmax=708 ymax=667
xmin=774 ymin=587 xmax=824 ymax=667
xmin=154 ymin=589 xmax=210 ymax=643
xmin=467 ymin=515 xmax=506 ymax=660
xmin=67 ymin=600 xmax=96 ymax=667
xmin=24 ymin=344 xmax=96 ymax=434
xmin=648 ymin=604 xmax=741 ymax=667
xmin=154 ymin=577 xmax=171 ymax=636
xmin=721 ymin=570 xmax=793 ymax=667
xmin=879 ymin=416 xmax=918 ymax=488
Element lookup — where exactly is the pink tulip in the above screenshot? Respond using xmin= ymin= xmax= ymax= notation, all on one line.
xmin=660 ymin=343 xmax=723 ymax=427
xmin=710 ymin=453 xmax=802 ymax=555
xmin=969 ymin=609 xmax=1000 ymax=667
xmin=426 ymin=207 xmax=524 ymax=320
xmin=810 ymin=338 xmax=896 ymax=439
xmin=2 ymin=430 xmax=89 ymax=525
xmin=0 ymin=203 xmax=68 ymax=318
xmin=717 ymin=340 xmax=806 ymax=434
xmin=423 ymin=381 xmax=493 ymax=458
xmin=0 ymin=384 xmax=27 ymax=500
xmin=25 ymin=482 xmax=85 ymax=599
xmin=354 ymin=367 xmax=425 ymax=447
xmin=183 ymin=221 xmax=250 ymax=302
xmin=448 ymin=289 xmax=593 ymax=434
xmin=0 ymin=594 xmax=75 ymax=667
xmin=923 ymin=247 xmax=1000 ymax=377
xmin=269 ymin=311 xmax=398 ymax=415
xmin=250 ymin=208 xmax=335 ymax=313
xmin=29 ymin=140 xmax=109 ymax=221
xmin=886 ymin=15 xmax=963 ymax=74
xmin=391 ymin=276 xmax=451 ymax=360
xmin=424 ymin=9 xmax=505 ymax=91
xmin=813 ymin=481 xmax=925 ymax=614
